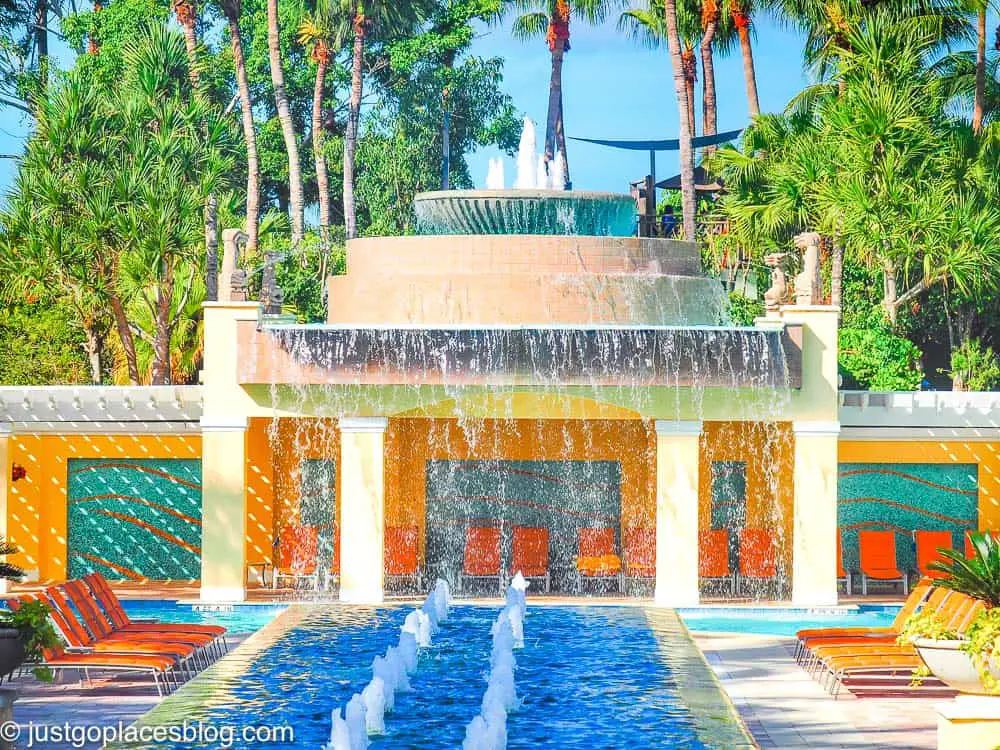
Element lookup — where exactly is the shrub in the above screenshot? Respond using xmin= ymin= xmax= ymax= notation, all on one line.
xmin=838 ymin=327 xmax=923 ymax=391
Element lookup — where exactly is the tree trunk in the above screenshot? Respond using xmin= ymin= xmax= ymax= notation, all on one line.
xmin=267 ymin=0 xmax=304 ymax=246
xmin=344 ymin=17 xmax=365 ymax=240
xmin=665 ymin=0 xmax=696 ymax=240
xmin=731 ymin=2 xmax=760 ymax=118
xmin=312 ymin=46 xmax=331 ymax=245
xmin=557 ymin=90 xmax=570 ymax=187
xmin=881 ymin=256 xmax=898 ymax=323
xmin=545 ymin=44 xmax=566 ymax=180
xmin=228 ymin=16 xmax=260 ymax=255
xmin=973 ymin=4 xmax=986 ymax=133
xmin=35 ymin=0 xmax=48 ymax=91
xmin=682 ymin=45 xmax=696 ymax=137
xmin=700 ymin=19 xmax=718 ymax=157
xmin=150 ymin=263 xmax=174 ymax=386
xmin=109 ymin=295 xmax=140 ymax=384
xmin=88 ymin=0 xmax=101 ymax=54
xmin=831 ymin=235 xmax=843 ymax=317
xmin=83 ymin=323 xmax=102 ymax=385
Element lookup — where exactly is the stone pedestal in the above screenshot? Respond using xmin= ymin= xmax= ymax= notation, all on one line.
xmin=654 ymin=420 xmax=702 ymax=607
xmin=199 ymin=418 xmax=248 ymax=602
xmin=792 ymin=421 xmax=840 ymax=606
xmin=339 ymin=417 xmax=387 ymax=604
xmin=937 ymin=696 xmax=1000 ymax=750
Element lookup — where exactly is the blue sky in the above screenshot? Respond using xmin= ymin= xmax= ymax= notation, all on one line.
xmin=4 ymin=11 xmax=990 ymax=196
xmin=465 ymin=15 xmax=812 ymax=193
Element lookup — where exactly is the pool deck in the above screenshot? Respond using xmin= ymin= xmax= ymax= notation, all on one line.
xmin=694 ymin=632 xmax=938 ymax=749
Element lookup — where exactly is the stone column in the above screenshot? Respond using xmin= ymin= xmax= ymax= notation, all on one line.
xmin=654 ymin=420 xmax=702 ymax=607
xmin=0 ymin=425 xmax=10 ymax=596
xmin=200 ymin=417 xmax=248 ymax=602
xmin=339 ymin=417 xmax=387 ymax=604
xmin=792 ymin=420 xmax=840 ymax=606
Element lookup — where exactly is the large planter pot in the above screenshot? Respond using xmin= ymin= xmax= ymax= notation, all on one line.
xmin=0 ymin=629 xmax=24 ymax=679
xmin=914 ymin=638 xmax=1000 ymax=694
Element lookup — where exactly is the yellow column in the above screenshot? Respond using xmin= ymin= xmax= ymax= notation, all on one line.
xmin=792 ymin=420 xmax=840 ymax=606
xmin=339 ymin=417 xmax=387 ymax=604
xmin=200 ymin=417 xmax=248 ymax=602
xmin=0 ymin=425 xmax=9 ymax=595
xmin=654 ymin=420 xmax=702 ymax=607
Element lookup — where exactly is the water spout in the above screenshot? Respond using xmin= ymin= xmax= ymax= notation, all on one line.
xmin=361 ymin=677 xmax=387 ymax=735
xmin=515 ymin=118 xmax=538 ymax=189
xmin=323 ymin=708 xmax=352 ymax=750
xmin=536 ymin=154 xmax=548 ymax=190
xmin=549 ymin=150 xmax=567 ymax=190
xmin=345 ymin=694 xmax=370 ymax=750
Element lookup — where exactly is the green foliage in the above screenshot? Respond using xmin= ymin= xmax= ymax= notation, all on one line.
xmin=946 ymin=339 xmax=1000 ymax=391
xmin=0 ymin=302 xmax=92 ymax=384
xmin=727 ymin=292 xmax=763 ymax=326
xmin=930 ymin=532 xmax=1000 ymax=608
xmin=961 ymin=608 xmax=1000 ymax=694
xmin=0 ymin=599 xmax=59 ymax=682
xmin=838 ymin=326 xmax=923 ymax=391
xmin=0 ymin=537 xmax=23 ymax=582
xmin=897 ymin=609 xmax=959 ymax=644
xmin=264 ymin=232 xmax=346 ymax=323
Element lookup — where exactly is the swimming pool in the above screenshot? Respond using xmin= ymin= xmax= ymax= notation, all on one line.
xmin=679 ymin=605 xmax=899 ymax=636
xmin=130 ymin=605 xmax=753 ymax=749
xmin=120 ymin=600 xmax=287 ymax=633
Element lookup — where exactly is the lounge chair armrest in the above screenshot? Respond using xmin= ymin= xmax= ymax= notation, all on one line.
xmin=64 ymin=646 xmax=95 ymax=653
xmin=128 ymin=617 xmax=160 ymax=624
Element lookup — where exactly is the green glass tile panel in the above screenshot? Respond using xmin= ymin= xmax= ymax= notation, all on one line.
xmin=67 ymin=458 xmax=202 ymax=580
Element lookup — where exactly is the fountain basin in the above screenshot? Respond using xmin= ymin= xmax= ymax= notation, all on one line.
xmin=237 ymin=322 xmax=803 ymax=388
xmin=413 ymin=190 xmax=636 ymax=236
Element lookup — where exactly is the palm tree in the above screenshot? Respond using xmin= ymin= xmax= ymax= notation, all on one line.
xmin=727 ymin=0 xmax=759 ymax=116
xmin=512 ymin=0 xmax=616 ymax=186
xmin=341 ymin=0 xmax=436 ymax=239
xmin=665 ymin=0 xmax=696 ymax=238
xmin=298 ymin=17 xmax=334 ymax=247
xmin=172 ymin=0 xmax=221 ymax=302
xmin=267 ymin=0 xmax=305 ymax=250
xmin=619 ymin=0 xmax=701 ymax=136
xmin=219 ymin=0 xmax=261 ymax=256
xmin=970 ymin=0 xmax=990 ymax=132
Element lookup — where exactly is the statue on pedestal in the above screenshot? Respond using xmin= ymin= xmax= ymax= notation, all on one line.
xmin=793 ymin=231 xmax=821 ymax=305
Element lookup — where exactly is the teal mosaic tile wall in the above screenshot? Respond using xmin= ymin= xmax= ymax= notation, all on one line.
xmin=838 ymin=463 xmax=978 ymax=572
xmin=299 ymin=458 xmax=336 ymax=569
xmin=67 ymin=458 xmax=202 ymax=580
xmin=425 ymin=460 xmax=621 ymax=578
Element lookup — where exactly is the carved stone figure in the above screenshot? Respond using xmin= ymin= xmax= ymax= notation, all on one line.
xmin=793 ymin=231 xmax=821 ymax=305
xmin=219 ymin=229 xmax=248 ymax=303
xmin=763 ymin=253 xmax=788 ymax=312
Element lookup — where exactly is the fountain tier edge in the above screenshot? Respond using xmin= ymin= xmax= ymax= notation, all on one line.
xmin=413 ymin=190 xmax=637 ymax=236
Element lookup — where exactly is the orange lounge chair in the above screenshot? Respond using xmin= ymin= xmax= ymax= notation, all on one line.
xmin=858 ymin=530 xmax=907 ymax=595
xmin=463 ymin=526 xmax=502 ymax=594
xmin=83 ymin=573 xmax=227 ymax=650
xmin=699 ymin=529 xmax=733 ymax=593
xmin=6 ymin=598 xmax=178 ymax=695
xmin=738 ymin=528 xmax=776 ymax=595
xmin=57 ymin=581 xmax=217 ymax=670
xmin=623 ymin=527 xmax=655 ymax=581
xmin=385 ymin=525 xmax=422 ymax=590
xmin=796 ymin=579 xmax=933 ymax=643
xmin=837 ymin=535 xmax=851 ymax=595
xmin=40 ymin=588 xmax=206 ymax=674
xmin=914 ymin=530 xmax=953 ymax=580
xmin=512 ymin=526 xmax=550 ymax=593
xmin=273 ymin=525 xmax=320 ymax=590
xmin=576 ymin=528 xmax=622 ymax=590
xmin=817 ymin=594 xmax=986 ymax=697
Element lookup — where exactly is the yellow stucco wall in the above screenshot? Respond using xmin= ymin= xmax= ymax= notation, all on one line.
xmin=7 ymin=433 xmax=201 ymax=580
xmin=839 ymin=440 xmax=1000 ymax=532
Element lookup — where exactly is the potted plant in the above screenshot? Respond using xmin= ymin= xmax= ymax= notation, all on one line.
xmin=902 ymin=532 xmax=1000 ymax=694
xmin=0 ymin=539 xmax=59 ymax=681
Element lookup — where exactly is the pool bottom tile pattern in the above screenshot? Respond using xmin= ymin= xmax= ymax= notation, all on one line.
xmin=118 ymin=605 xmax=755 ymax=749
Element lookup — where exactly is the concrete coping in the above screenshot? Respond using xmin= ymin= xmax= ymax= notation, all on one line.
xmin=937 ymin=695 xmax=1000 ymax=720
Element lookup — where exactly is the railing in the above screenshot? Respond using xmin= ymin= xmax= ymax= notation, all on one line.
xmin=839 ymin=390 xmax=1000 ymax=429
xmin=634 ymin=214 xmax=730 ymax=239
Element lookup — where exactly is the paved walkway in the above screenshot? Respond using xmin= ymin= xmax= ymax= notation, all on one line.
xmin=694 ymin=632 xmax=939 ymax=749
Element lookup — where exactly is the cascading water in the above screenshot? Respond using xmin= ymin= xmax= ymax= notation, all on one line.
xmin=514 ymin=118 xmax=539 ymax=189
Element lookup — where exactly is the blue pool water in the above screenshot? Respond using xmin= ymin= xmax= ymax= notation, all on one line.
xmin=120 ymin=600 xmax=287 ymax=633
xmin=140 ymin=606 xmax=717 ymax=749
xmin=679 ymin=606 xmax=899 ymax=636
